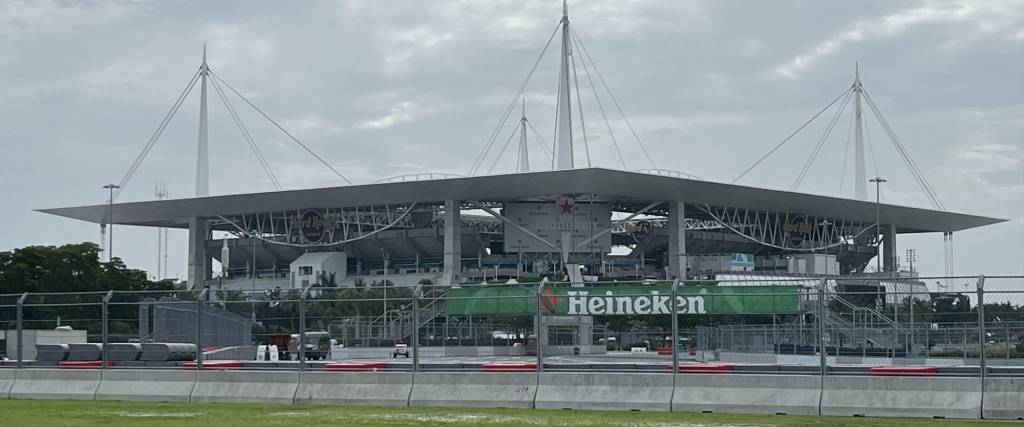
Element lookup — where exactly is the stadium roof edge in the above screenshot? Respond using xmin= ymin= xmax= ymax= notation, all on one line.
xmin=37 ymin=167 xmax=1006 ymax=234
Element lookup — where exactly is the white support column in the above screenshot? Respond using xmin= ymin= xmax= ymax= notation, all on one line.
xmin=668 ymin=201 xmax=687 ymax=279
xmin=854 ymin=64 xmax=867 ymax=201
xmin=882 ymin=224 xmax=897 ymax=272
xmin=187 ymin=217 xmax=210 ymax=290
xmin=554 ymin=2 xmax=574 ymax=170
xmin=442 ymin=200 xmax=462 ymax=286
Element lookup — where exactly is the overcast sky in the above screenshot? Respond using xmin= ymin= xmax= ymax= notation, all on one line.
xmin=1 ymin=0 xmax=1021 ymax=282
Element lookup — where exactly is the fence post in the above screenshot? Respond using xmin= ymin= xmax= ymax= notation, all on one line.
xmin=817 ymin=280 xmax=827 ymax=378
xmin=670 ymin=278 xmax=680 ymax=375
xmin=101 ymin=290 xmax=114 ymax=369
xmin=977 ymin=275 xmax=986 ymax=380
xmin=16 ymin=292 xmax=27 ymax=368
xmin=196 ymin=288 xmax=208 ymax=370
xmin=412 ymin=285 xmax=421 ymax=372
xmin=299 ymin=285 xmax=311 ymax=371
xmin=536 ymin=282 xmax=545 ymax=373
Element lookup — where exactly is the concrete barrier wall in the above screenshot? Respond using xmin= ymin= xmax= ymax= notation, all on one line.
xmin=409 ymin=372 xmax=536 ymax=408
xmin=0 ymin=369 xmax=15 ymax=399
xmin=191 ymin=370 xmax=298 ymax=404
xmin=672 ymin=374 xmax=820 ymax=415
xmin=10 ymin=368 xmax=101 ymax=400
xmin=294 ymin=372 xmax=412 ymax=407
xmin=95 ymin=369 xmax=196 ymax=402
xmin=535 ymin=372 xmax=672 ymax=412
xmin=982 ymin=377 xmax=1024 ymax=420
xmin=821 ymin=376 xmax=981 ymax=419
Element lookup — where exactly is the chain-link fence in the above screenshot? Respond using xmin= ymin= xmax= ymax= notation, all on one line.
xmin=1 ymin=275 xmax=1021 ymax=374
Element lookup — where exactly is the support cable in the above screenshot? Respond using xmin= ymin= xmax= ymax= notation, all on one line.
xmin=487 ymin=124 xmax=523 ymax=174
xmin=469 ymin=23 xmax=561 ymax=175
xmin=112 ymin=68 xmax=202 ymax=200
xmin=526 ymin=120 xmax=554 ymax=163
xmin=571 ymin=30 xmax=627 ymax=169
xmin=209 ymin=76 xmax=282 ymax=190
xmin=210 ymin=71 xmax=351 ymax=184
xmin=792 ymin=89 xmax=854 ymax=189
xmin=838 ymin=97 xmax=856 ymax=196
xmin=569 ymin=37 xmax=591 ymax=167
xmin=862 ymin=89 xmax=944 ymax=210
xmin=569 ymin=24 xmax=656 ymax=169
xmin=732 ymin=85 xmax=853 ymax=184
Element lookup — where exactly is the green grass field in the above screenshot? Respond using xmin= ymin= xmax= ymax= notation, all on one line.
xmin=0 ymin=400 xmax=1017 ymax=427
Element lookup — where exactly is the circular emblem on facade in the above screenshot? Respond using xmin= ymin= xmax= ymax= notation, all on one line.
xmin=785 ymin=215 xmax=811 ymax=247
xmin=300 ymin=210 xmax=326 ymax=243
xmin=631 ymin=220 xmax=652 ymax=243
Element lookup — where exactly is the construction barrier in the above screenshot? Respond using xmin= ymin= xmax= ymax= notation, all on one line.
xmin=0 ymin=369 xmax=14 ymax=399
xmin=9 ymin=368 xmax=101 ymax=400
xmin=672 ymin=374 xmax=820 ymax=415
xmin=982 ymin=377 xmax=1024 ymax=420
xmin=534 ymin=372 xmax=673 ymax=412
xmin=294 ymin=372 xmax=412 ymax=407
xmin=190 ymin=370 xmax=298 ymax=404
xmin=95 ymin=369 xmax=197 ymax=402
xmin=821 ymin=375 xmax=981 ymax=419
xmin=408 ymin=372 xmax=537 ymax=408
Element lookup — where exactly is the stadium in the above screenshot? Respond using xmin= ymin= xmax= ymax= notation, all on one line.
xmin=6 ymin=2 xmax=1020 ymax=423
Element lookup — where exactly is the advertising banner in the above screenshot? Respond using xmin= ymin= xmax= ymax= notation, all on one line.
xmin=447 ymin=284 xmax=802 ymax=316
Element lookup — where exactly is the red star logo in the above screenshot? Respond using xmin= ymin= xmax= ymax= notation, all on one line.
xmin=559 ymin=200 xmax=574 ymax=214
xmin=539 ymin=288 xmax=561 ymax=314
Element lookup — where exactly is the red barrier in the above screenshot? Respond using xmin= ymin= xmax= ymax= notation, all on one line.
xmin=868 ymin=366 xmax=938 ymax=376
xmin=656 ymin=347 xmax=673 ymax=355
xmin=325 ymin=362 xmax=386 ymax=372
xmin=59 ymin=361 xmax=113 ymax=369
xmin=674 ymin=363 xmax=734 ymax=373
xmin=181 ymin=360 xmax=243 ymax=370
xmin=481 ymin=362 xmax=538 ymax=372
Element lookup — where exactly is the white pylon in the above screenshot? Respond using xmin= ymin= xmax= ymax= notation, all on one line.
xmin=195 ymin=45 xmax=210 ymax=197
xmin=518 ymin=99 xmax=530 ymax=172
xmin=854 ymin=63 xmax=867 ymax=201
xmin=554 ymin=0 xmax=574 ymax=170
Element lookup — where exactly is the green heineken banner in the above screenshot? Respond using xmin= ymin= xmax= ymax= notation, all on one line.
xmin=447 ymin=284 xmax=802 ymax=316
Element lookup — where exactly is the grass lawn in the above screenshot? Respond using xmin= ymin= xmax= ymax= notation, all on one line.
xmin=0 ymin=400 xmax=1016 ymax=426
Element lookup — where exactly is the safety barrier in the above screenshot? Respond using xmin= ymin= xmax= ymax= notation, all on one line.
xmin=95 ymin=369 xmax=197 ymax=402
xmin=294 ymin=371 xmax=412 ymax=406
xmin=190 ymin=370 xmax=298 ymax=404
xmin=408 ymin=372 xmax=537 ymax=408
xmin=982 ymin=377 xmax=1024 ymax=420
xmin=9 ymin=368 xmax=100 ymax=400
xmin=534 ymin=372 xmax=673 ymax=412
xmin=0 ymin=369 xmax=14 ymax=399
xmin=672 ymin=374 xmax=820 ymax=415
xmin=820 ymin=375 xmax=981 ymax=419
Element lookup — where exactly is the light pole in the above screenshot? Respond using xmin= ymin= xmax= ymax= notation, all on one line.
xmin=102 ymin=184 xmax=120 ymax=261
xmin=381 ymin=248 xmax=388 ymax=326
xmin=869 ymin=177 xmax=885 ymax=310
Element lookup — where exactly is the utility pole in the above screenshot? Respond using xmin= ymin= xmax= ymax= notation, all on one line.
xmin=102 ymin=184 xmax=120 ymax=261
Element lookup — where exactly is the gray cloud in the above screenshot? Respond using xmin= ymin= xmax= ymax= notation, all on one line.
xmin=1 ymin=0 xmax=1021 ymax=281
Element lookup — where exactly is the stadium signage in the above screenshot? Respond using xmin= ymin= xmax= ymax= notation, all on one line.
xmin=447 ymin=284 xmax=800 ymax=316
xmin=567 ymin=290 xmax=705 ymax=315
xmin=299 ymin=210 xmax=327 ymax=242
xmin=783 ymin=215 xmax=812 ymax=247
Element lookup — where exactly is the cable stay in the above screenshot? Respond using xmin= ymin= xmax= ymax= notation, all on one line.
xmin=861 ymin=89 xmax=944 ymax=210
xmin=732 ymin=85 xmax=853 ymax=184
xmin=569 ymin=28 xmax=627 ymax=169
xmin=209 ymin=71 xmax=351 ymax=185
xmin=112 ymin=68 xmax=202 ymax=201
xmin=791 ymin=89 xmax=855 ymax=190
xmin=208 ymin=74 xmax=282 ymax=190
xmin=838 ymin=97 xmax=856 ymax=196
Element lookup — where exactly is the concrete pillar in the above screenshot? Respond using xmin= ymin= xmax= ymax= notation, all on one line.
xmin=882 ymin=224 xmax=897 ymax=272
xmin=668 ymin=201 xmax=688 ymax=279
xmin=442 ymin=200 xmax=462 ymax=285
xmin=187 ymin=217 xmax=210 ymax=290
